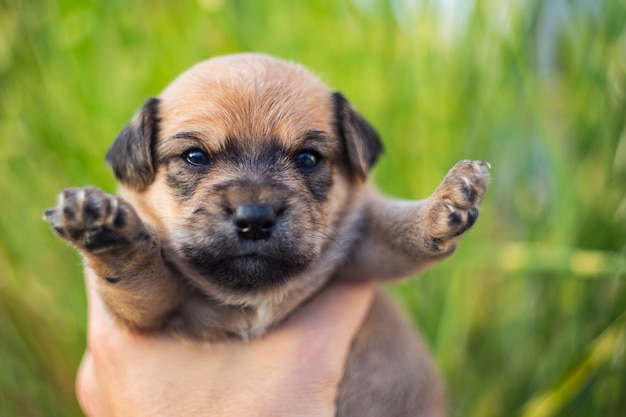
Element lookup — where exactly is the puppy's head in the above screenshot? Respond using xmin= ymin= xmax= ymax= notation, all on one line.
xmin=107 ymin=54 xmax=382 ymax=300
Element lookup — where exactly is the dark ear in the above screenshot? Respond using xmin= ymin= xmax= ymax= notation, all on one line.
xmin=333 ymin=92 xmax=383 ymax=180
xmin=106 ymin=98 xmax=160 ymax=191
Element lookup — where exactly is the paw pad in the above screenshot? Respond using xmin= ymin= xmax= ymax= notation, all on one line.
xmin=421 ymin=160 xmax=490 ymax=252
xmin=44 ymin=187 xmax=139 ymax=252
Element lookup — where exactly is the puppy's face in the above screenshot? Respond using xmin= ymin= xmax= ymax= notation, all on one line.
xmin=107 ymin=54 xmax=382 ymax=299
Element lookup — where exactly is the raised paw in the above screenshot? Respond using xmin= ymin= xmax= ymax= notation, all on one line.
xmin=44 ymin=187 xmax=144 ymax=252
xmin=421 ymin=160 xmax=490 ymax=253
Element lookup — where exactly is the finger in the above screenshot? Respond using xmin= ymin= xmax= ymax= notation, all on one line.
xmin=76 ymin=350 xmax=115 ymax=417
xmin=84 ymin=268 xmax=115 ymax=332
xmin=83 ymin=268 xmax=125 ymax=363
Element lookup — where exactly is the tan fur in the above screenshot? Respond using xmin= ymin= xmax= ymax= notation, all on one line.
xmin=45 ymin=53 xmax=490 ymax=416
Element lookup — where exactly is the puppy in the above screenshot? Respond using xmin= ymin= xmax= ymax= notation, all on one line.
xmin=45 ymin=53 xmax=490 ymax=417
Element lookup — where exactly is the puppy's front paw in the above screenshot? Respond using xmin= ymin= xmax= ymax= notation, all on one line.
xmin=44 ymin=187 xmax=145 ymax=252
xmin=421 ymin=160 xmax=490 ymax=254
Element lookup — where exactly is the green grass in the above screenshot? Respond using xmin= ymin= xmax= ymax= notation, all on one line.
xmin=1 ymin=1 xmax=625 ymax=416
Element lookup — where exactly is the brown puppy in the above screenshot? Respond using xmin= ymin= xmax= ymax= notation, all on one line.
xmin=45 ymin=53 xmax=489 ymax=416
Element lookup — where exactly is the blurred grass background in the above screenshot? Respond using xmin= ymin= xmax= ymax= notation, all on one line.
xmin=1 ymin=0 xmax=625 ymax=416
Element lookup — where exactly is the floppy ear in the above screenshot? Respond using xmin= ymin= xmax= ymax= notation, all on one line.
xmin=106 ymin=98 xmax=160 ymax=191
xmin=333 ymin=92 xmax=383 ymax=180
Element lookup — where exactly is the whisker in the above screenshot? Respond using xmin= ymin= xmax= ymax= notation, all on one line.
xmin=306 ymin=229 xmax=345 ymax=251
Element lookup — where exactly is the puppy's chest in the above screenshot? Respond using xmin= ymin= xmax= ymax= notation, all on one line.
xmin=248 ymin=302 xmax=275 ymax=338
xmin=221 ymin=301 xmax=283 ymax=341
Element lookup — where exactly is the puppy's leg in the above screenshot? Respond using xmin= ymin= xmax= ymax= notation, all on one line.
xmin=44 ymin=187 xmax=181 ymax=330
xmin=344 ymin=160 xmax=490 ymax=280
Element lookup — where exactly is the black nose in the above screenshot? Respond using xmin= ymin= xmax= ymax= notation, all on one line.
xmin=232 ymin=204 xmax=278 ymax=240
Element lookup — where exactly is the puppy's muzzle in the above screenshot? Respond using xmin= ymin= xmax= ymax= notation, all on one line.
xmin=221 ymin=177 xmax=290 ymax=242
xmin=232 ymin=204 xmax=281 ymax=241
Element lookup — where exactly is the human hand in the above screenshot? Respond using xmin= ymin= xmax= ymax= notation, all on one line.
xmin=76 ymin=270 xmax=374 ymax=417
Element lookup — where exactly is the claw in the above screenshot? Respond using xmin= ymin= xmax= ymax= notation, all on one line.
xmin=76 ymin=188 xmax=86 ymax=208
xmin=444 ymin=201 xmax=455 ymax=213
xmin=477 ymin=160 xmax=491 ymax=170
xmin=105 ymin=197 xmax=119 ymax=224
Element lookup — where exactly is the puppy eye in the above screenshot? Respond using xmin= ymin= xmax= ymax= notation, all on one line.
xmin=295 ymin=150 xmax=322 ymax=170
xmin=182 ymin=149 xmax=210 ymax=167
